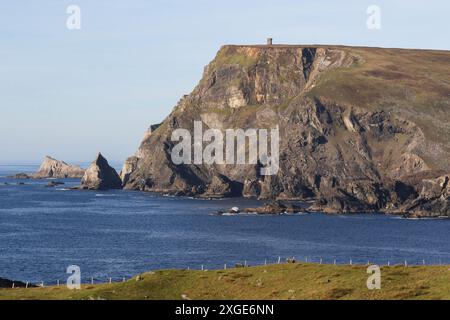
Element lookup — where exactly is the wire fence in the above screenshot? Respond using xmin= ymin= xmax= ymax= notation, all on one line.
xmin=5 ymin=256 xmax=448 ymax=289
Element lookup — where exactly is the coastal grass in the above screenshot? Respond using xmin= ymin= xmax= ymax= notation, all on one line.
xmin=1 ymin=263 xmax=449 ymax=300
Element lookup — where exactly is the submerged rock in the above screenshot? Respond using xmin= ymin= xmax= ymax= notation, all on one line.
xmin=46 ymin=181 xmax=65 ymax=188
xmin=81 ymin=153 xmax=122 ymax=190
xmin=32 ymin=156 xmax=85 ymax=179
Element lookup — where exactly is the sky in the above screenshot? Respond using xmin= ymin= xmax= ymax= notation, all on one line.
xmin=0 ymin=0 xmax=449 ymax=164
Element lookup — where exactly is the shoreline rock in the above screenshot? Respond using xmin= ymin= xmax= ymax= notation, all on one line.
xmin=217 ymin=201 xmax=307 ymax=215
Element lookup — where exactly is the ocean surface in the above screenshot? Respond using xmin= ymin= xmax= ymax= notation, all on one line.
xmin=0 ymin=164 xmax=449 ymax=284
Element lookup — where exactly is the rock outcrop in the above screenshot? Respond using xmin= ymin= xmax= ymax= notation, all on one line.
xmin=121 ymin=44 xmax=450 ymax=217
xmin=32 ymin=156 xmax=85 ymax=179
xmin=393 ymin=174 xmax=450 ymax=217
xmin=242 ymin=201 xmax=306 ymax=215
xmin=81 ymin=153 xmax=122 ymax=190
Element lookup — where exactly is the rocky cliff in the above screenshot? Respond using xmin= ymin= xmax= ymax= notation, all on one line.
xmin=32 ymin=156 xmax=85 ymax=179
xmin=122 ymin=45 xmax=450 ymax=217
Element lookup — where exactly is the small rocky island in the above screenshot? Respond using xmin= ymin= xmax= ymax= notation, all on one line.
xmin=32 ymin=156 xmax=85 ymax=179
xmin=80 ymin=153 xmax=122 ymax=190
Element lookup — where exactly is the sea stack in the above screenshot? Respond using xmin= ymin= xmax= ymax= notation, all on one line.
xmin=32 ymin=156 xmax=85 ymax=179
xmin=81 ymin=153 xmax=122 ymax=190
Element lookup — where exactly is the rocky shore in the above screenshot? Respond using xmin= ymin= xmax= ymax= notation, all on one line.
xmin=7 ymin=45 xmax=450 ymax=218
xmin=116 ymin=45 xmax=450 ymax=218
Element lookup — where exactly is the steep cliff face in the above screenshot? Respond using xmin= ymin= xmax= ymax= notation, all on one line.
xmin=122 ymin=45 xmax=450 ymax=216
xmin=32 ymin=156 xmax=85 ymax=179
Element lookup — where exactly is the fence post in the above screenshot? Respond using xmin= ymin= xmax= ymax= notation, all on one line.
xmin=264 ymin=259 xmax=267 ymax=266
xmin=109 ymin=277 xmax=112 ymax=284
xmin=387 ymin=261 xmax=390 ymax=266
xmin=423 ymin=259 xmax=425 ymax=265
xmin=122 ymin=277 xmax=125 ymax=282
xmin=91 ymin=277 xmax=94 ymax=285
xmin=12 ymin=283 xmax=15 ymax=289
xmin=320 ymin=258 xmax=323 ymax=265
xmin=224 ymin=264 xmax=227 ymax=270
xmin=333 ymin=259 xmax=336 ymax=265
xmin=277 ymin=257 xmax=281 ymax=264
xmin=26 ymin=282 xmax=29 ymax=288
xmin=244 ymin=260 xmax=247 ymax=267
xmin=57 ymin=280 xmax=60 ymax=286
xmin=41 ymin=281 xmax=44 ymax=287
xmin=404 ymin=260 xmax=407 ymax=267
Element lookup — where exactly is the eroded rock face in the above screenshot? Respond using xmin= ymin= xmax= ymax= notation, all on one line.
xmin=81 ymin=153 xmax=122 ymax=190
xmin=32 ymin=156 xmax=85 ymax=179
xmin=121 ymin=45 xmax=450 ymax=217
xmin=395 ymin=174 xmax=450 ymax=217
xmin=120 ymin=156 xmax=139 ymax=187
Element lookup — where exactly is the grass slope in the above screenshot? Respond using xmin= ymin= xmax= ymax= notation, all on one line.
xmin=1 ymin=263 xmax=449 ymax=300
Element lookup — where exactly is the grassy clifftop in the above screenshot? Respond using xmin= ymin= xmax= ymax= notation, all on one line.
xmin=1 ymin=263 xmax=449 ymax=300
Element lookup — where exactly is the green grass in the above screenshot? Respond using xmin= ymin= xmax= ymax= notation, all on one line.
xmin=1 ymin=263 xmax=449 ymax=300
xmin=214 ymin=46 xmax=259 ymax=68
xmin=306 ymin=47 xmax=450 ymax=147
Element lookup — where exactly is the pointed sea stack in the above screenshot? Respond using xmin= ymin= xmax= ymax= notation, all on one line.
xmin=81 ymin=153 xmax=122 ymax=190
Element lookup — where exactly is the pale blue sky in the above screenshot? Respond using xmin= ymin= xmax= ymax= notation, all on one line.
xmin=0 ymin=0 xmax=448 ymax=164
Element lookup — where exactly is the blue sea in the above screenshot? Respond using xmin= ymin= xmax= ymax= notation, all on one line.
xmin=0 ymin=164 xmax=449 ymax=284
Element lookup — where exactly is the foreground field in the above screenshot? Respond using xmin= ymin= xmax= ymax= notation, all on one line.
xmin=0 ymin=263 xmax=449 ymax=300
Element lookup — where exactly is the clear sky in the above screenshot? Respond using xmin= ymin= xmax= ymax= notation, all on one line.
xmin=0 ymin=0 xmax=449 ymax=164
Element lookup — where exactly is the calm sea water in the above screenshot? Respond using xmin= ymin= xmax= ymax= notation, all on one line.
xmin=0 ymin=164 xmax=449 ymax=284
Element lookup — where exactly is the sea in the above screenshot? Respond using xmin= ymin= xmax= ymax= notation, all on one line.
xmin=0 ymin=164 xmax=449 ymax=284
